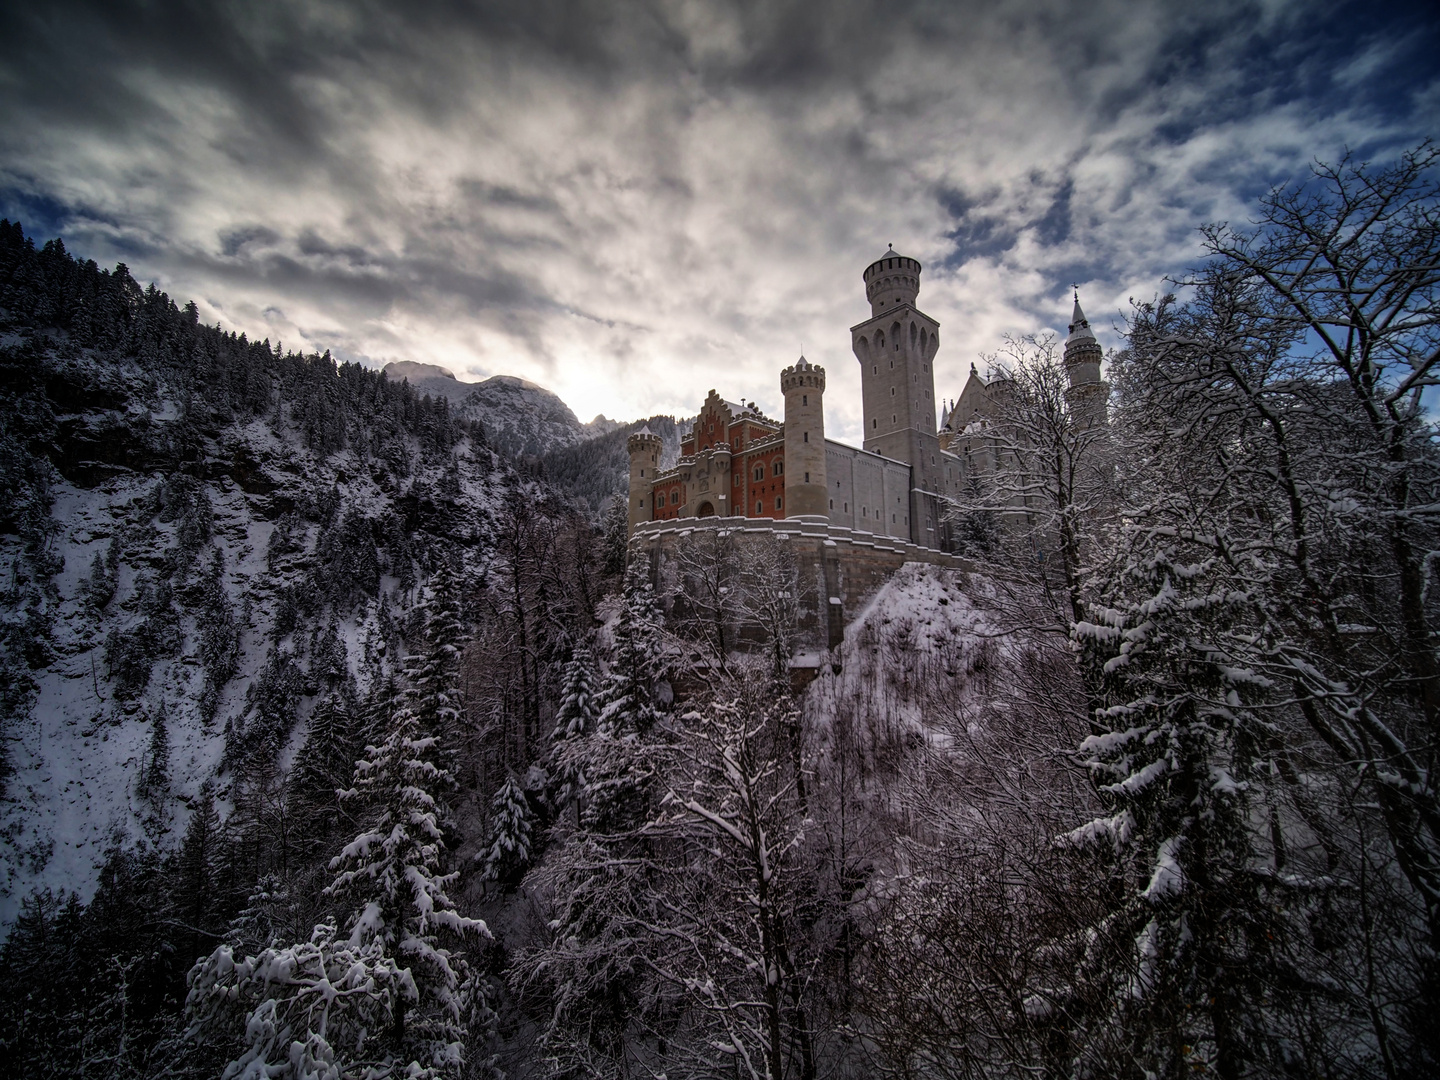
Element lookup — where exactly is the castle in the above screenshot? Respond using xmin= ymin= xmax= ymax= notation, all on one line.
xmin=627 ymin=247 xmax=1107 ymax=551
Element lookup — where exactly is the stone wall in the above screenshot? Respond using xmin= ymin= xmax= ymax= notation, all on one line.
xmin=631 ymin=515 xmax=970 ymax=661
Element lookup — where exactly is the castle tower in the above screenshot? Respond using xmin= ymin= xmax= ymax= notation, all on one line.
xmin=626 ymin=425 xmax=661 ymax=537
xmin=781 ymin=355 xmax=827 ymax=519
xmin=1063 ymin=294 xmax=1109 ymax=430
xmin=850 ymin=246 xmax=945 ymax=547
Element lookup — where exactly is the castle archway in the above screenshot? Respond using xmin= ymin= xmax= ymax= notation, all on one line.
xmin=696 ymin=501 xmax=716 ymax=517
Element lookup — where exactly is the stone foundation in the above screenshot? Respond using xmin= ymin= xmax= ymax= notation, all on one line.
xmin=631 ymin=515 xmax=971 ymax=660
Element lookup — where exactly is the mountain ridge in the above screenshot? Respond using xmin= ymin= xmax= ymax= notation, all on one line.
xmin=380 ymin=361 xmax=619 ymax=459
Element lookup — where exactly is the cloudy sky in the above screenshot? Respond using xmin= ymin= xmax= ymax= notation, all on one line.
xmin=2 ymin=0 xmax=1436 ymax=440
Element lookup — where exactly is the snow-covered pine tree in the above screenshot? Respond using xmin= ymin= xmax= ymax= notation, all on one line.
xmin=308 ymin=620 xmax=348 ymax=688
xmin=403 ymin=560 xmax=467 ymax=741
xmin=599 ymin=496 xmax=629 ymax=578
xmin=552 ymin=644 xmax=598 ymax=742
xmin=548 ymin=644 xmax=597 ymax=815
xmin=577 ymin=563 xmax=667 ymax=834
xmin=481 ymin=774 xmax=535 ymax=886
xmin=223 ymin=873 xmax=291 ymax=956
xmin=1065 ymin=533 xmax=1282 ymax=1077
xmin=594 ymin=561 xmax=664 ymax=737
xmin=186 ymin=706 xmax=493 ymax=1079
xmin=82 ymin=537 xmax=119 ymax=613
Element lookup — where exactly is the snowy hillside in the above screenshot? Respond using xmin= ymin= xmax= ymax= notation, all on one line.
xmin=0 ymin=353 xmax=506 ymax=926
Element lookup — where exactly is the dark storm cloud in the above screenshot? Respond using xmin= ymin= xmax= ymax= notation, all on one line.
xmin=1 ymin=0 xmax=1436 ymax=430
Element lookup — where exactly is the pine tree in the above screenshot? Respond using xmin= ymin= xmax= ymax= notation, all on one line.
xmin=174 ymin=784 xmax=224 ymax=963
xmin=195 ymin=547 xmax=239 ymax=725
xmin=403 ymin=561 xmax=467 ymax=740
xmin=187 ymin=706 xmax=492 ymax=1079
xmin=82 ymin=538 xmax=119 ymax=612
xmin=290 ymin=690 xmax=357 ymax=846
xmin=552 ymin=644 xmax=598 ymax=742
xmin=481 ymin=774 xmax=534 ymax=886
xmin=308 ymin=620 xmax=348 ymax=688
xmin=549 ymin=645 xmax=598 ymax=814
xmin=594 ymin=561 xmax=664 ymax=736
xmin=138 ymin=706 xmax=169 ymax=807
xmin=600 ymin=496 xmax=629 ymax=577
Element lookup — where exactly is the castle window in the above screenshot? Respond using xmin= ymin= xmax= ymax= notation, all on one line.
xmin=640 ymin=469 xmax=644 ymax=476
xmin=774 ymin=461 xmax=783 ymax=476
xmin=803 ymin=432 xmax=808 ymax=442
xmin=804 ymin=472 xmax=809 ymax=482
xmin=890 ymin=387 xmax=895 ymax=397
xmin=892 ymin=414 xmax=897 ymax=424
xmin=802 ymin=394 xmax=807 ymax=405
xmin=889 ymin=360 xmax=894 ymax=369
xmin=754 ymin=466 xmax=763 ymax=481
xmin=862 ymin=506 xmax=867 ymax=517
xmin=844 ymin=502 xmax=848 ymax=511
xmin=892 ymin=514 xmax=896 ymax=523
xmin=872 ymin=418 xmax=877 ymax=428
xmin=775 ymin=496 xmax=783 ymax=510
xmin=829 ymin=499 xmax=834 ymax=509
xmin=756 ymin=501 xmax=762 ymax=514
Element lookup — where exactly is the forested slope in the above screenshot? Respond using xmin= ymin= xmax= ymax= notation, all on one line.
xmin=0 ymin=220 xmax=620 ymax=1074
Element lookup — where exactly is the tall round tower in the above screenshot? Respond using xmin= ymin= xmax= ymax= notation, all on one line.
xmin=1063 ymin=294 xmax=1108 ymax=430
xmin=626 ymin=425 xmax=661 ymax=537
xmin=781 ymin=355 xmax=827 ymax=520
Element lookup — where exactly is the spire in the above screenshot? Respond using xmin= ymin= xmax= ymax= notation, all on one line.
xmin=1067 ymin=292 xmax=1096 ymax=345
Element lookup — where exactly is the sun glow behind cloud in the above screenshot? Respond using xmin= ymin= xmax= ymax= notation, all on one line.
xmin=1 ymin=0 xmax=1435 ymax=440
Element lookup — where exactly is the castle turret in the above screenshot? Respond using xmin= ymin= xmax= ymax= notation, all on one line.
xmin=626 ymin=425 xmax=661 ymax=536
xmin=863 ymin=243 xmax=920 ymax=316
xmin=1063 ymin=294 xmax=1109 ymax=430
xmin=781 ymin=355 xmax=827 ymax=519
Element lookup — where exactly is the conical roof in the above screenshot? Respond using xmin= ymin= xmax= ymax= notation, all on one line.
xmin=1066 ymin=296 xmax=1097 ymax=344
